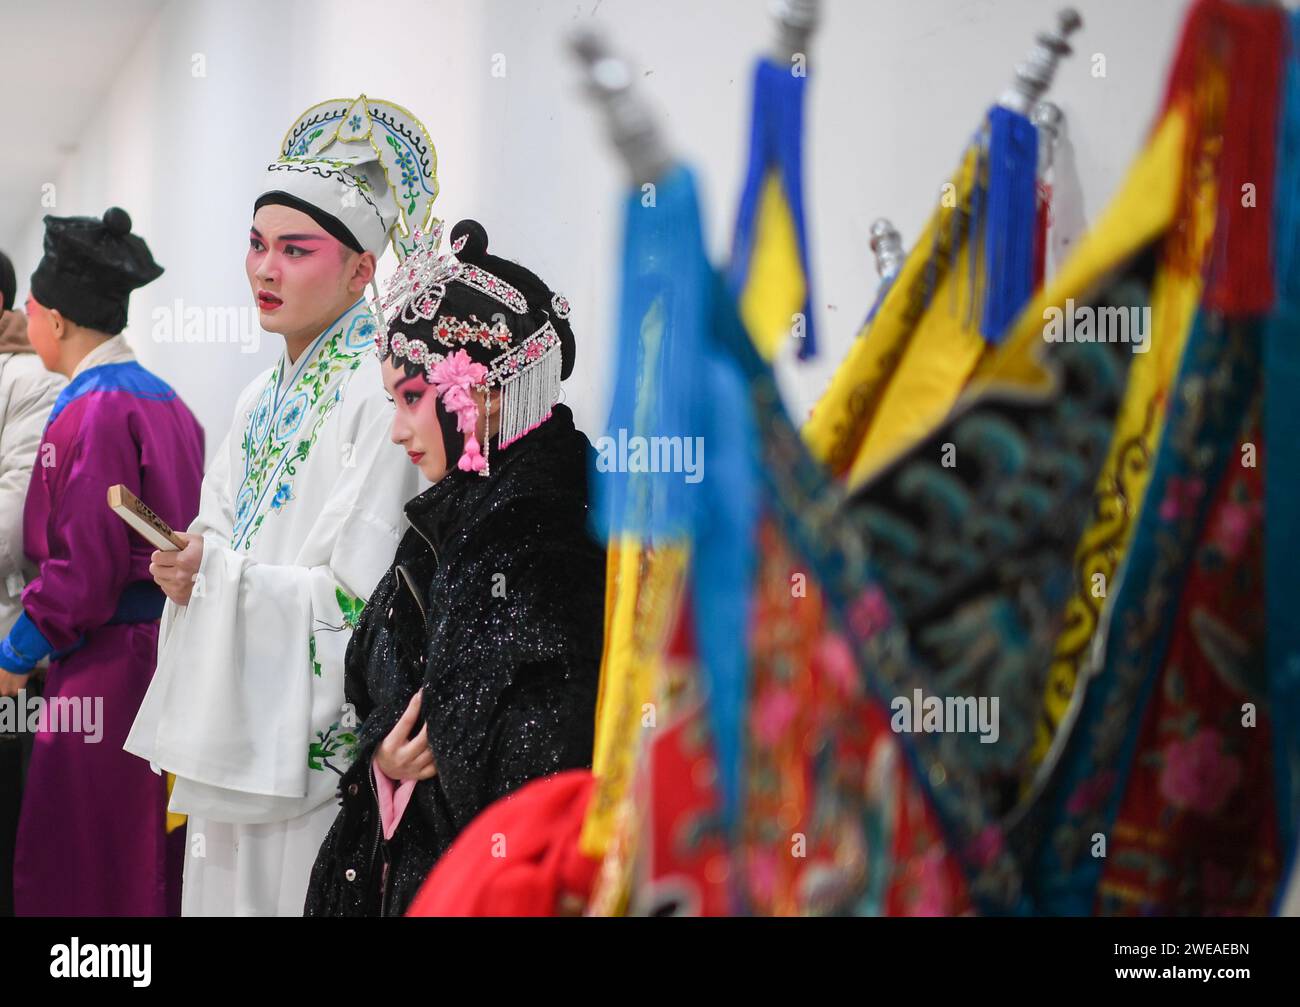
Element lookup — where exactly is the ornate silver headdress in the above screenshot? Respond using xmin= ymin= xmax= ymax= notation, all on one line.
xmin=372 ymin=224 xmax=567 ymax=471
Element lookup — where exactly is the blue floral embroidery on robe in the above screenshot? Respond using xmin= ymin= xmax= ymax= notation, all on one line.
xmin=231 ymin=302 xmax=375 ymax=551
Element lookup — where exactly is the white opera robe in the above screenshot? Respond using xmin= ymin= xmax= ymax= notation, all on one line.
xmin=126 ymin=299 xmax=422 ymax=916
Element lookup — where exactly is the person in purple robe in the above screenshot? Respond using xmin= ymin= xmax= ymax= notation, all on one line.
xmin=0 ymin=207 xmax=204 ymax=916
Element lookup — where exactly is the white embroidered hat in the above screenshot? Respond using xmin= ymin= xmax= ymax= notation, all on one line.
xmin=256 ymin=94 xmax=439 ymax=262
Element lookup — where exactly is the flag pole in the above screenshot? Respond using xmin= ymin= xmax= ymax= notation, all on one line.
xmin=568 ymin=29 xmax=673 ymax=187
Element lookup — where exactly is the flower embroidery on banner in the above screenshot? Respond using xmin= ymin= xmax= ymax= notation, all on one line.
xmin=965 ymin=825 xmax=1006 ymax=870
xmin=814 ymin=633 xmax=860 ymax=699
xmin=753 ymin=687 xmax=800 ymax=747
xmin=1158 ymin=476 xmax=1206 ymax=523
xmin=847 ymin=585 xmax=892 ymax=640
xmin=1065 ymin=769 xmax=1117 ymax=816
xmin=1158 ymin=728 xmax=1242 ymax=817
xmin=746 ymin=849 xmax=780 ymax=904
xmin=1209 ymin=499 xmax=1261 ymax=560
xmin=910 ymin=849 xmax=953 ymax=917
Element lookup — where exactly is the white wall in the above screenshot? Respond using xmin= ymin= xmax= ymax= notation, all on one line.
xmin=13 ymin=0 xmax=1189 ymax=461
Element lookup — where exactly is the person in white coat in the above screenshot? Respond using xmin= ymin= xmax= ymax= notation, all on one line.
xmin=0 ymin=249 xmax=64 ymax=916
xmin=0 ymin=253 xmax=64 ymax=641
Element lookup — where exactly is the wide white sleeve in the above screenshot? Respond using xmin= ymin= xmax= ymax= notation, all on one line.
xmin=140 ymin=419 xmax=235 ymax=657
xmin=125 ymin=372 xmax=419 ymax=823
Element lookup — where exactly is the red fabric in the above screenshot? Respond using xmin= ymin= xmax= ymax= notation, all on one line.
xmin=1033 ymin=182 xmax=1051 ymax=289
xmin=406 ymin=769 xmax=600 ymax=916
xmin=639 ymin=700 xmax=734 ymax=915
xmin=1096 ymin=431 xmax=1280 ymax=914
xmin=624 ymin=586 xmax=736 ymax=916
xmin=1159 ymin=0 xmax=1285 ymax=316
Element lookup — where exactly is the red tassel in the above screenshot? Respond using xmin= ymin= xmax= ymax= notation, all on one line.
xmin=1034 ymin=180 xmax=1052 ymax=288
xmin=1159 ymin=0 xmax=1286 ymax=317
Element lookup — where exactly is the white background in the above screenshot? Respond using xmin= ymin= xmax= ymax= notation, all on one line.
xmin=5 ymin=0 xmax=1188 ymax=462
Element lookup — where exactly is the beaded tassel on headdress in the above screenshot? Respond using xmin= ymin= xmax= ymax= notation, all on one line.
xmin=497 ymin=340 xmax=563 ymax=449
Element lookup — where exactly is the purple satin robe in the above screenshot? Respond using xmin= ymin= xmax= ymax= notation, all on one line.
xmin=12 ymin=359 xmax=203 ymax=916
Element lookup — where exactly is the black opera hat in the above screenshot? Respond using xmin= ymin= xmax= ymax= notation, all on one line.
xmin=29 ymin=207 xmax=164 ymax=336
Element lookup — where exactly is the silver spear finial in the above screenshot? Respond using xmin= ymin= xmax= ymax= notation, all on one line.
xmin=869 ymin=218 xmax=905 ymax=282
xmin=568 ymin=28 xmax=673 ymax=186
xmin=770 ymin=0 xmax=820 ymax=63
xmin=998 ymin=9 xmax=1083 ymax=115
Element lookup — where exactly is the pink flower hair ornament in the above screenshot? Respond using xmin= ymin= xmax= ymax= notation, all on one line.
xmin=427 ymin=349 xmax=490 ymax=472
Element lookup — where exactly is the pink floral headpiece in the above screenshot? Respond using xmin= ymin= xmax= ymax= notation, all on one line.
xmin=426 ymin=349 xmax=489 ymax=473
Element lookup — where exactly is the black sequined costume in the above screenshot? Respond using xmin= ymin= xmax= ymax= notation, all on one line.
xmin=303 ymin=404 xmax=605 ymax=916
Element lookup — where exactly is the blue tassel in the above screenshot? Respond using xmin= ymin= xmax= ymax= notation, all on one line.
xmin=728 ymin=59 xmax=818 ymax=360
xmin=692 ymin=283 xmax=760 ymax=849
xmin=592 ymin=165 xmax=710 ymax=544
xmin=979 ymin=106 xmax=1039 ymax=343
xmin=593 ymin=165 xmax=759 ymax=865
